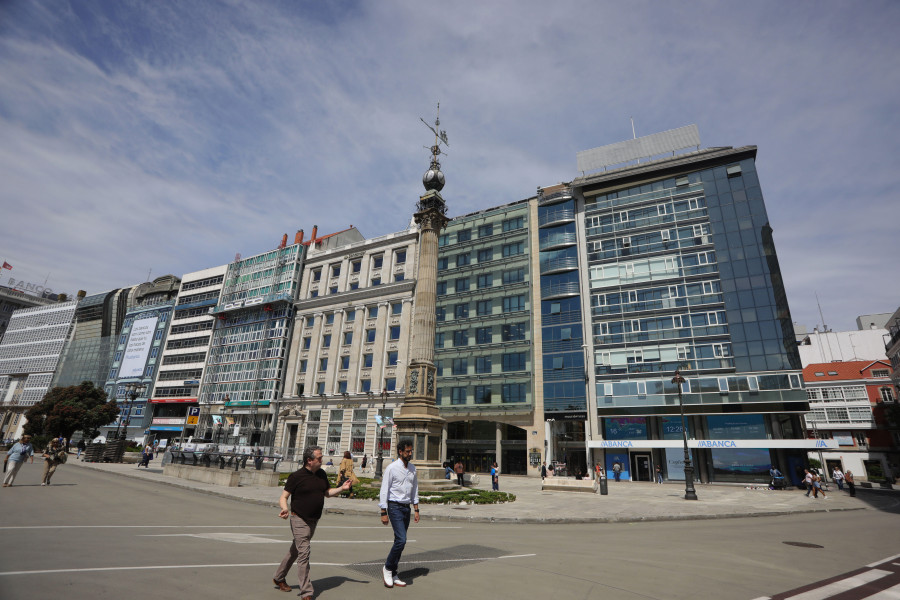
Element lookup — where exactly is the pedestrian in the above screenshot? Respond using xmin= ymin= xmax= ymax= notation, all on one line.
xmin=444 ymin=462 xmax=452 ymax=480
xmin=832 ymin=467 xmax=845 ymax=491
xmin=3 ymin=435 xmax=35 ymax=487
xmin=379 ymin=440 xmax=418 ymax=589
xmin=361 ymin=454 xmax=368 ymax=470
xmin=338 ymin=451 xmax=359 ymax=498
xmin=613 ymin=461 xmax=622 ymax=482
xmin=541 ymin=462 xmax=547 ymax=481
xmin=595 ymin=463 xmax=602 ymax=481
xmin=813 ymin=471 xmax=827 ymax=499
xmin=454 ymin=459 xmax=465 ymax=487
xmin=139 ymin=445 xmax=154 ymax=468
xmin=548 ymin=462 xmax=554 ymax=477
xmin=41 ymin=437 xmax=66 ymax=485
xmin=76 ymin=439 xmax=86 ymax=459
xmin=845 ymin=470 xmax=856 ymax=497
xmin=803 ymin=469 xmax=814 ymax=496
xmin=491 ymin=461 xmax=500 ymax=491
xmin=655 ymin=464 xmax=664 ymax=484
xmin=272 ymin=445 xmax=351 ymax=597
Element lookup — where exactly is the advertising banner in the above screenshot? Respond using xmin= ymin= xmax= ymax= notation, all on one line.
xmin=118 ymin=316 xmax=159 ymax=378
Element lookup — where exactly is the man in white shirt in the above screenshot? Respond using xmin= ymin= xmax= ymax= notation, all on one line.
xmin=379 ymin=440 xmax=419 ymax=588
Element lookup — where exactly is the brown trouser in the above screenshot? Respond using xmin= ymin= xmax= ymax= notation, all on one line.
xmin=42 ymin=460 xmax=59 ymax=484
xmin=274 ymin=515 xmax=318 ymax=597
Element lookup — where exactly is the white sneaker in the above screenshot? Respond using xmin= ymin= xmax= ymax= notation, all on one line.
xmin=41 ymin=483 xmax=46 ymax=486
xmin=393 ymin=577 xmax=407 ymax=587
xmin=382 ymin=566 xmax=393 ymax=588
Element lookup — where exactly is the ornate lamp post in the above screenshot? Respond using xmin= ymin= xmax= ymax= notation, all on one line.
xmin=671 ymin=370 xmax=698 ymax=500
xmin=375 ymin=388 xmax=389 ymax=480
xmin=120 ymin=382 xmax=147 ymax=443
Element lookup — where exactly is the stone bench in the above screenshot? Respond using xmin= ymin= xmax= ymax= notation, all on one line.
xmin=542 ymin=477 xmax=598 ymax=493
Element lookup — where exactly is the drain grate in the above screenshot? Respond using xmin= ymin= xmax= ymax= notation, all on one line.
xmin=783 ymin=541 xmax=824 ymax=548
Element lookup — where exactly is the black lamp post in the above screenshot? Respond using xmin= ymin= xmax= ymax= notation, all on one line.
xmin=120 ymin=383 xmax=146 ymax=443
xmin=375 ymin=388 xmax=388 ymax=480
xmin=672 ymin=369 xmax=698 ymax=500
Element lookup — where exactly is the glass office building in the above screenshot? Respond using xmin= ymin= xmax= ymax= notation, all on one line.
xmin=572 ymin=141 xmax=811 ymax=484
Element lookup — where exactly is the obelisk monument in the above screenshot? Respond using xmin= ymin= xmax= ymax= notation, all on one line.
xmin=393 ymin=105 xmax=450 ymax=479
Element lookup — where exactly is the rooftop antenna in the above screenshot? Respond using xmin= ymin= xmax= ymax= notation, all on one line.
xmin=146 ymin=268 xmax=152 ymax=282
xmin=631 ymin=117 xmax=636 ymax=139
xmin=815 ymin=292 xmax=837 ymax=361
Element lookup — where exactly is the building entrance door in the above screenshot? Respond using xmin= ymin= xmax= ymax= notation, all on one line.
xmin=631 ymin=453 xmax=652 ymax=481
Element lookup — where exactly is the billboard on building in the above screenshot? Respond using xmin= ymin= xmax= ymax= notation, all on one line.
xmin=119 ymin=316 xmax=158 ymax=378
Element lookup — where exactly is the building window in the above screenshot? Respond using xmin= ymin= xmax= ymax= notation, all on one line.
xmin=456 ymin=253 xmax=470 ymax=267
xmin=452 ymin=358 xmax=468 ymax=375
xmin=437 ymin=281 xmax=447 ymax=296
xmin=385 ymin=378 xmax=396 ymax=391
xmin=368 ymin=306 xmax=379 ymax=319
xmin=319 ymin=358 xmax=328 ymax=371
xmin=502 ymin=323 xmax=526 ymax=341
xmin=476 ymin=356 xmax=492 ymax=374
xmin=332 ymin=264 xmax=341 ymax=278
xmin=312 ymin=270 xmax=321 ymax=282
xmin=436 ymin=307 xmax=445 ymax=322
xmin=352 ymin=260 xmax=361 ymax=273
xmin=362 ymin=353 xmax=373 ymax=368
xmin=454 ymin=303 xmax=469 ymax=319
xmin=474 ymin=385 xmax=492 ymax=404
xmin=502 ymin=242 xmax=524 ymax=257
xmin=299 ymin=360 xmax=307 ymax=373
xmin=395 ymin=273 xmax=405 ymax=282
xmin=338 ymin=381 xmax=348 ymax=394
xmin=439 ymin=234 xmax=449 ymax=247
xmin=501 ymin=383 xmax=526 ymax=403
xmin=315 ymin=382 xmax=326 ymax=395
xmin=326 ymin=313 xmax=335 ymax=325
xmin=322 ymin=334 xmax=331 ymax=348
xmin=503 ymin=268 xmax=525 ymax=285
xmin=438 ymin=257 xmax=449 ymax=271
xmin=451 ymin=387 xmax=467 ymax=405
xmin=503 ymin=295 xmax=525 ymax=312
xmin=373 ymin=255 xmax=384 ymax=269
xmin=340 ymin=356 xmax=350 ymax=370
xmin=477 ymin=274 xmax=492 ymax=289
xmin=435 ymin=332 xmax=445 ymax=348
xmin=502 ymin=352 xmax=527 ymax=372
xmin=477 ymin=300 xmax=492 ymax=316
xmin=343 ymin=331 xmax=353 ymax=345
xmin=389 ymin=325 xmax=401 ymax=341
xmin=345 ymin=309 xmax=355 ymax=322
xmin=360 ymin=379 xmax=371 ymax=393
xmin=457 ymin=229 xmax=471 ymax=243
xmin=387 ymin=351 xmax=398 ymax=366
xmin=502 ymin=217 xmax=524 ymax=232
xmin=476 ymin=327 xmax=492 ymax=344
xmin=455 ymin=278 xmax=469 ymax=293
xmin=478 ymin=224 xmax=493 ymax=237
xmin=872 ymin=369 xmax=890 ymax=377
xmin=371 ymin=278 xmax=381 ymax=286
xmin=310 ymin=290 xmax=318 ymax=298
xmin=395 ymin=250 xmax=406 ymax=264
xmin=330 ymin=286 xmax=338 ymax=294
xmin=881 ymin=387 xmax=896 ymax=403
xmin=303 ymin=337 xmax=311 ymax=350
xmin=477 ymin=248 xmax=493 ymax=262
xmin=453 ymin=330 xmax=468 ymax=347
xmin=365 ymin=329 xmax=376 ymax=343
xmin=350 ymin=282 xmax=359 ymax=290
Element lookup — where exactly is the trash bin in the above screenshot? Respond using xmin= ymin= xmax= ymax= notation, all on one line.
xmin=598 ymin=470 xmax=608 ymax=496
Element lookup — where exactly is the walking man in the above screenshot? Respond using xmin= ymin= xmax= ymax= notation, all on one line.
xmin=832 ymin=466 xmax=845 ymax=491
xmin=3 ymin=435 xmax=34 ymax=487
xmin=273 ymin=446 xmax=351 ymax=598
xmin=380 ymin=440 xmax=419 ymax=589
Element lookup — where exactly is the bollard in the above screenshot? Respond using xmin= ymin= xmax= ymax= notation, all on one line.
xmin=598 ymin=471 xmax=608 ymax=496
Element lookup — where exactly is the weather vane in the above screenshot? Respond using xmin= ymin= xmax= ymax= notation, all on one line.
xmin=420 ymin=102 xmax=449 ymax=169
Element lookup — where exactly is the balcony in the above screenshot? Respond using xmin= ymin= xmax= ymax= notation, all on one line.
xmin=539 ymin=208 xmax=576 ymax=228
xmin=538 ymin=187 xmax=573 ymax=206
xmin=541 ymin=281 xmax=581 ymax=300
xmin=539 ymin=232 xmax=578 ymax=251
xmin=540 ymin=256 xmax=579 ymax=275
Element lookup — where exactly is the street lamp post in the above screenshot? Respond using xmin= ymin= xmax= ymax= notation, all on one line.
xmin=120 ymin=383 xmax=146 ymax=443
xmin=672 ymin=369 xmax=698 ymax=500
xmin=375 ymin=388 xmax=388 ymax=480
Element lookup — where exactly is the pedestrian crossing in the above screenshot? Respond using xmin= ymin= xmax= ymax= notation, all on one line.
xmin=754 ymin=554 xmax=900 ymax=599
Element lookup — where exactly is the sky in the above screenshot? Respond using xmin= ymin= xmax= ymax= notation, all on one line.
xmin=1 ymin=0 xmax=897 ymax=332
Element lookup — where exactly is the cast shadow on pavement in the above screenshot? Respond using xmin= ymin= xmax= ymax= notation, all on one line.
xmin=313 ymin=575 xmax=369 ymax=595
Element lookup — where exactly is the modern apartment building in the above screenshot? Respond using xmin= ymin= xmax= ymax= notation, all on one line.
xmin=802 ymin=360 xmax=898 ymax=482
xmin=149 ymin=265 xmax=227 ymax=444
xmin=434 ymin=201 xmax=539 ymax=475
xmin=279 ymin=226 xmax=412 ymax=461
xmin=0 ymin=284 xmax=57 ymax=342
xmin=99 ymin=276 xmax=181 ymax=442
xmin=563 ymin=127 xmax=812 ymax=484
xmin=0 ymin=299 xmax=79 ymax=439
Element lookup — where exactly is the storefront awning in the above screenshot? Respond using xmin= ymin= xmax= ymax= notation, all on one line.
xmin=588 ymin=439 xmax=838 ymax=450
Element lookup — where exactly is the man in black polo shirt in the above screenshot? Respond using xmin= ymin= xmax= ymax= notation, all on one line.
xmin=273 ymin=445 xmax=351 ymax=598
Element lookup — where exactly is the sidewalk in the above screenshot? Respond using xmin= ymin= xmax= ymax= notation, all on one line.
xmin=70 ymin=459 xmax=891 ymax=524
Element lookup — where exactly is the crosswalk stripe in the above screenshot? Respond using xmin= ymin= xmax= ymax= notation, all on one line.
xmin=785 ymin=569 xmax=891 ymax=600
xmin=866 ymin=582 xmax=900 ymax=600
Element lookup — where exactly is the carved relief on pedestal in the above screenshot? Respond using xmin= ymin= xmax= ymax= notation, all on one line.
xmin=409 ymin=368 xmax=419 ymax=394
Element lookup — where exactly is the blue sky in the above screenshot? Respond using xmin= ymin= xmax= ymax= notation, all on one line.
xmin=1 ymin=1 xmax=897 ymax=332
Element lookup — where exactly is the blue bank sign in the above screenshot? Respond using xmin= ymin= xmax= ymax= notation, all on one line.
xmin=589 ymin=439 xmax=838 ymax=449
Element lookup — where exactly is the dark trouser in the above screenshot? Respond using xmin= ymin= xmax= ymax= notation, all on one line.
xmin=847 ymin=481 xmax=856 ymax=496
xmin=614 ymin=472 xmax=621 ymax=481
xmin=492 ymin=476 xmax=499 ymax=491
xmin=385 ymin=502 xmax=410 ymax=575
xmin=836 ymin=479 xmax=844 ymax=491
xmin=457 ymin=473 xmax=464 ymax=486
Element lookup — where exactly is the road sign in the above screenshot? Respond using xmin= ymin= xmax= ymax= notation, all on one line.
xmin=186 ymin=406 xmax=201 ymax=425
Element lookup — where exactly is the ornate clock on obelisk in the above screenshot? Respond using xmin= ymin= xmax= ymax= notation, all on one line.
xmin=392 ymin=104 xmax=450 ymax=480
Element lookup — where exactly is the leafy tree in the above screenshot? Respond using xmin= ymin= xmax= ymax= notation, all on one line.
xmin=24 ymin=381 xmax=119 ymax=440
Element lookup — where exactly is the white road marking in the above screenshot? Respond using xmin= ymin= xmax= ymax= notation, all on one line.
xmin=785 ymin=569 xmax=891 ymax=599
xmin=0 ymin=553 xmax=535 ymax=577
xmin=869 ymin=553 xmax=900 ymax=567
xmin=139 ymin=532 xmax=411 ymax=544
